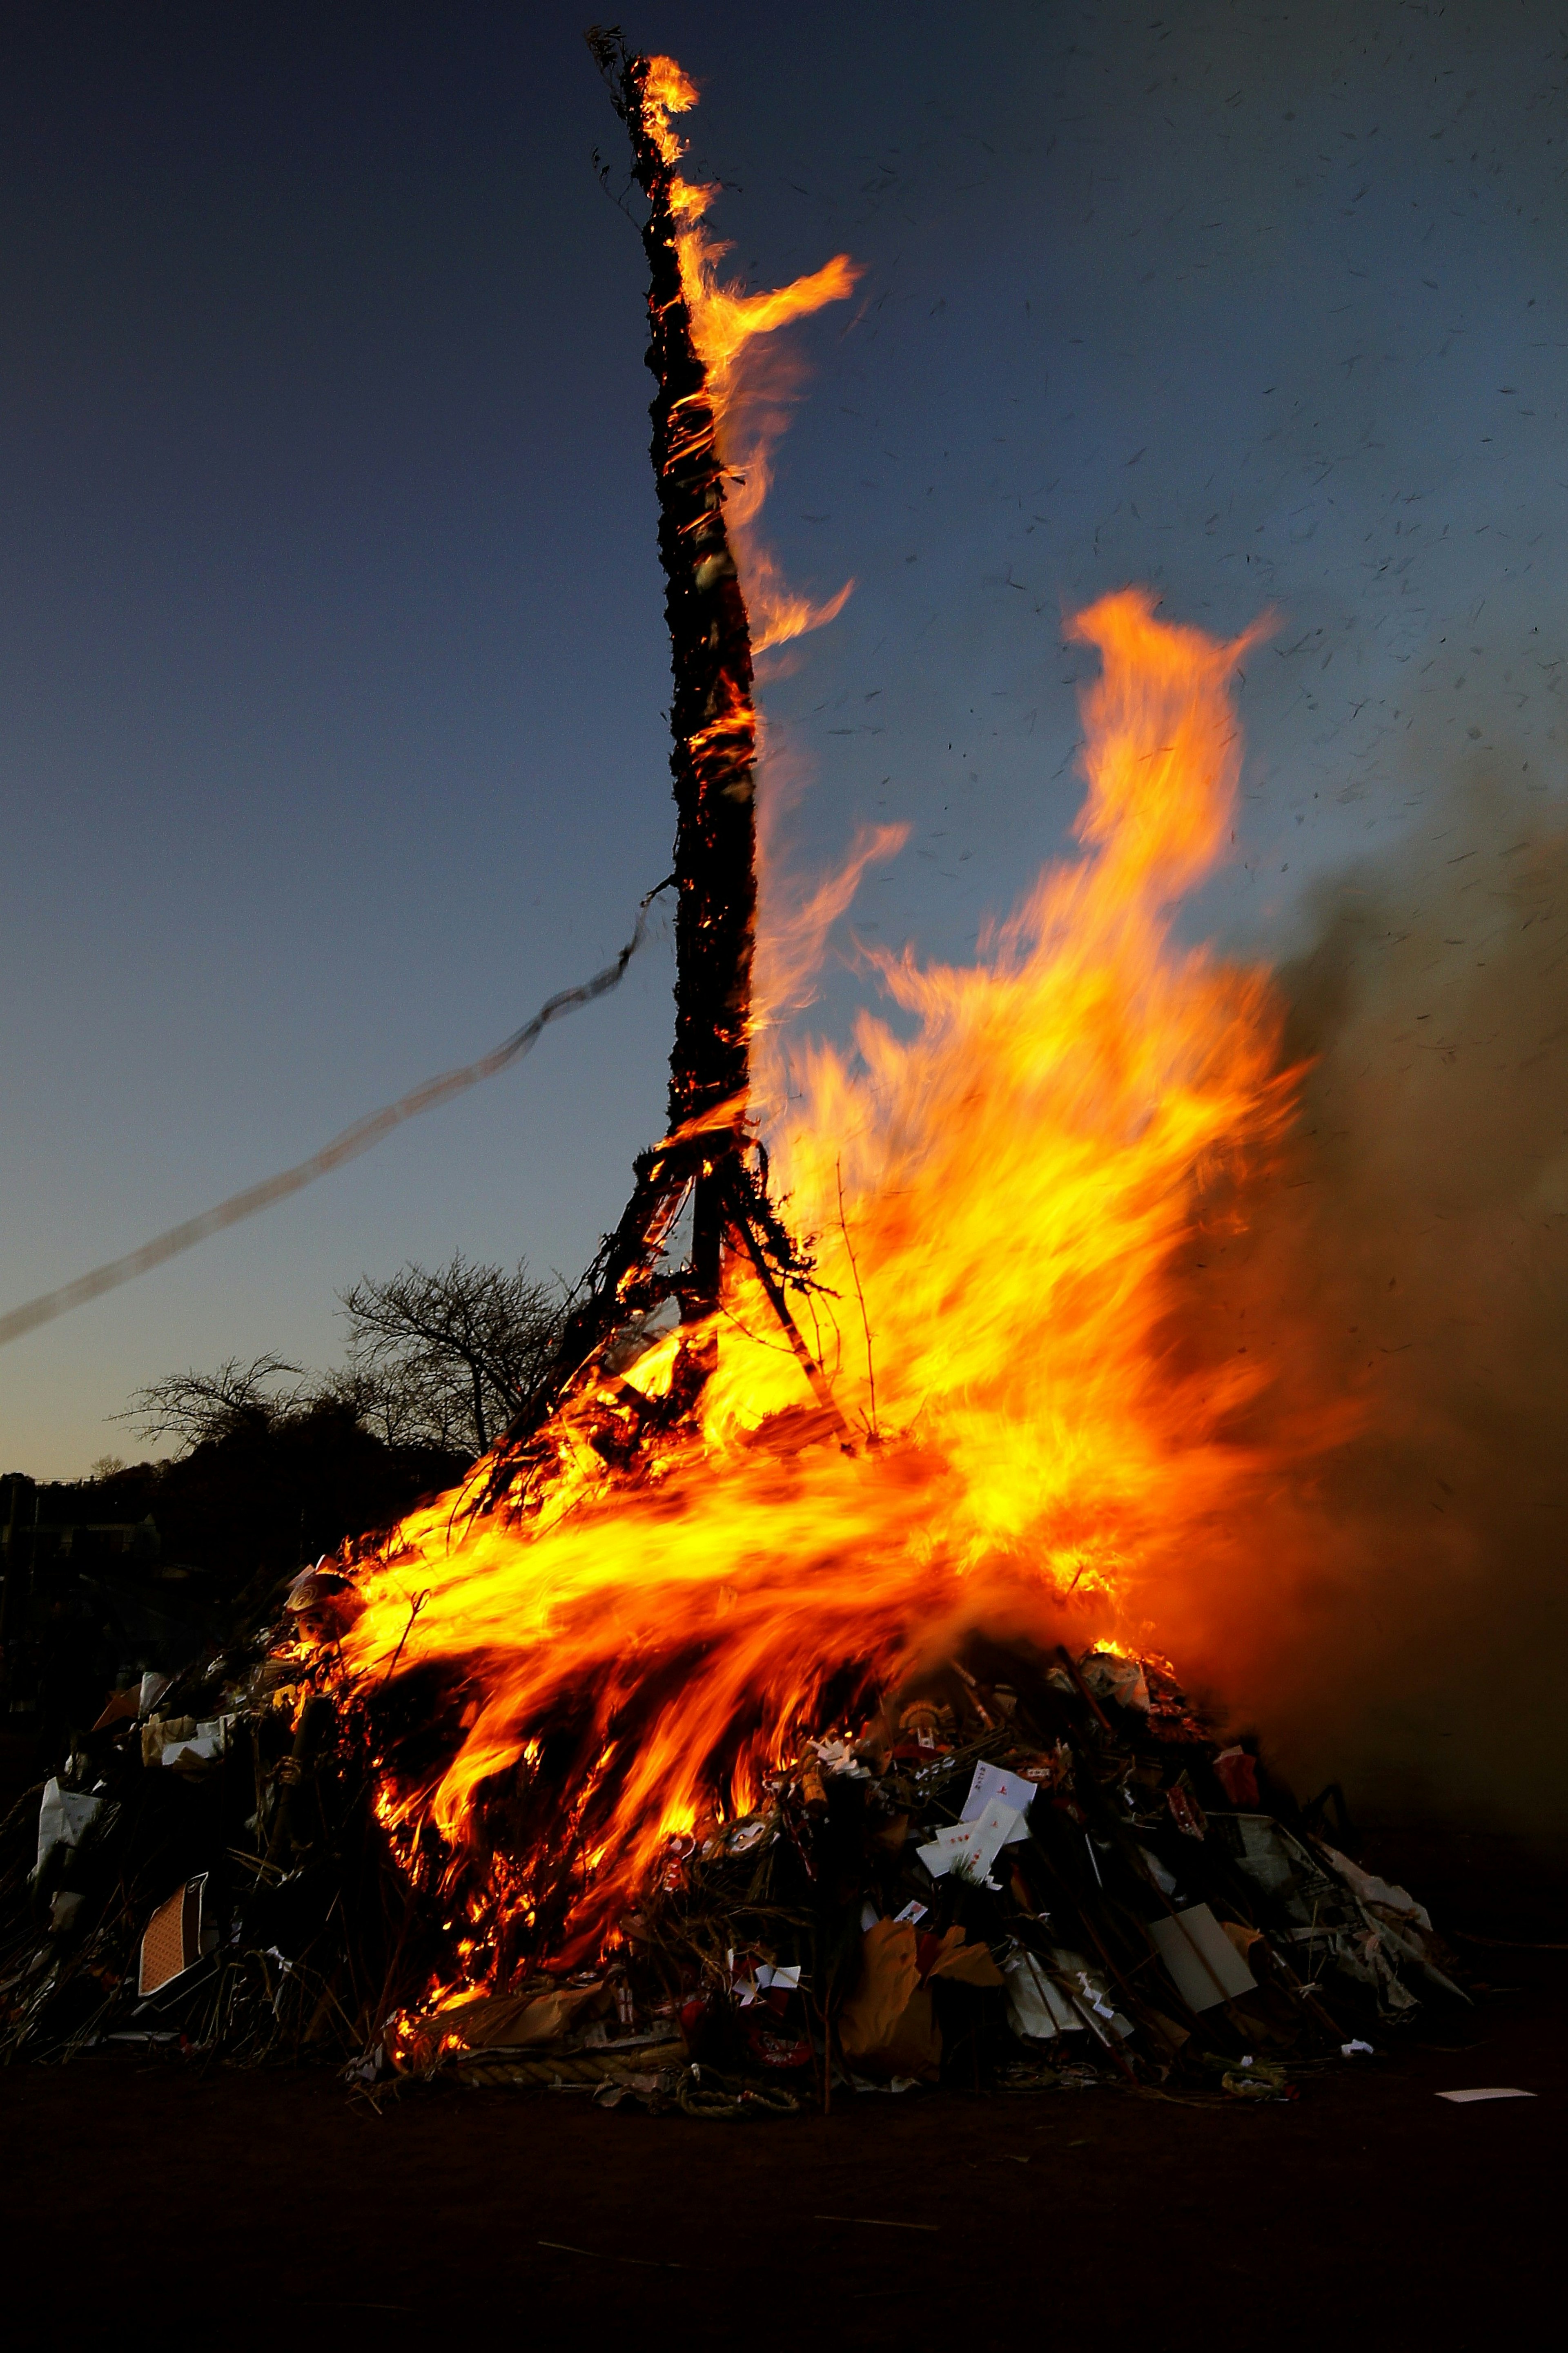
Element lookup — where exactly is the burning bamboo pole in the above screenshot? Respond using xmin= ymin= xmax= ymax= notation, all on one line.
xmin=605 ymin=40 xmax=760 ymax=1183
xmin=496 ymin=32 xmax=848 ymax=1445
xmin=592 ymin=29 xmax=759 ymax=1329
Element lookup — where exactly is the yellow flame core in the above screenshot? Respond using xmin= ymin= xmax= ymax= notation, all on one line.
xmin=337 ymin=588 xmax=1296 ymax=1956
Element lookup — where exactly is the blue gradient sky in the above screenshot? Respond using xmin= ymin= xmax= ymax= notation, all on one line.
xmin=3 ymin=0 xmax=1565 ymax=1476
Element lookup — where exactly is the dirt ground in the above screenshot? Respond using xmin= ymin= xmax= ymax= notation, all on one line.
xmin=2 ymin=1926 xmax=1560 ymax=2349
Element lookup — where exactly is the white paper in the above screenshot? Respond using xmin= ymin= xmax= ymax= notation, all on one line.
xmin=1069 ymin=1968 xmax=1134 ymax=2040
xmin=1002 ymin=1950 xmax=1085 ymax=2040
xmin=36 ymin=1780 xmax=102 ymax=1876
xmin=1037 ymin=1947 xmax=1133 ymax=2041
xmin=917 ymin=1823 xmax=975 ymax=1875
xmin=859 ymin=1899 xmax=881 ymax=1931
xmin=756 ymin=1963 xmax=800 ymax=1992
xmin=961 ymin=1761 xmax=1036 ymax=1836
xmin=1148 ymin=1903 xmax=1258 ymax=2011
xmin=894 ymin=1899 xmax=928 ymax=1925
xmin=162 ymin=1735 xmax=220 ymax=1768
xmin=917 ymin=1798 xmax=1025 ymax=1887
xmin=1435 ymin=2087 xmax=1537 ymax=2104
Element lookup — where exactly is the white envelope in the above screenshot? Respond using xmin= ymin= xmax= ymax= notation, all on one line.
xmin=961 ymin=1760 xmax=1036 ymax=1836
xmin=917 ymin=1797 xmax=1025 ymax=1887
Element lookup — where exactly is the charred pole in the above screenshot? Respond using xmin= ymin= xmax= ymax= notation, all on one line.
xmin=605 ymin=31 xmax=757 ymax=1314
xmin=492 ymin=32 xmax=846 ymax=1451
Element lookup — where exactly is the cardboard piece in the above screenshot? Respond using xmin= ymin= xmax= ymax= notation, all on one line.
xmin=1435 ymin=2087 xmax=1536 ymax=2104
xmin=1149 ymin=1903 xmax=1258 ymax=2012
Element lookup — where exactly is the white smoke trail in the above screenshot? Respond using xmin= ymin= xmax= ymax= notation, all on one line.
xmin=0 ymin=881 xmax=670 ymax=1351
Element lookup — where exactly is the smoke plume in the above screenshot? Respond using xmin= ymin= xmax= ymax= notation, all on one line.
xmin=1173 ymin=776 xmax=1568 ymax=1837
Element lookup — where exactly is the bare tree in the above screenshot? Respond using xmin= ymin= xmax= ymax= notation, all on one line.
xmin=337 ymin=1254 xmax=564 ymax=1459
xmin=121 ymin=1354 xmax=305 ymax=1452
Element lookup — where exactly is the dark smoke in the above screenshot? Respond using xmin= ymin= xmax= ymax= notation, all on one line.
xmin=1175 ymin=776 xmax=1568 ymax=1838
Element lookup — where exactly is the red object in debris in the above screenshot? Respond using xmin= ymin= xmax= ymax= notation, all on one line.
xmin=678 ymin=1994 xmax=712 ymax=2056
xmin=1166 ymin=1782 xmax=1207 ymax=1840
xmin=743 ymin=2020 xmax=813 ymax=2070
xmin=90 ymin=1687 xmax=142 ymax=1734
xmin=1213 ymin=1746 xmax=1260 ymax=1806
xmin=914 ymin=1929 xmax=947 ymax=1982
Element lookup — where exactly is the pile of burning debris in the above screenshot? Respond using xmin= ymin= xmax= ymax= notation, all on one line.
xmin=0 ymin=38 xmax=1477 ymax=2115
xmin=0 ymin=1578 xmax=1467 ymax=2115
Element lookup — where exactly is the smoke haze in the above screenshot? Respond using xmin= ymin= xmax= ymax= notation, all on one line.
xmin=1172 ymin=775 xmax=1568 ymax=1838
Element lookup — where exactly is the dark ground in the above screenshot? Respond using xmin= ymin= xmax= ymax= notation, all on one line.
xmin=0 ymin=1828 xmax=1560 ymax=2350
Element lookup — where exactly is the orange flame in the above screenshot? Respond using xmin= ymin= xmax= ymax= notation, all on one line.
xmin=335 ymin=587 xmax=1300 ymax=1965
xmin=643 ymin=54 xmax=860 ymax=651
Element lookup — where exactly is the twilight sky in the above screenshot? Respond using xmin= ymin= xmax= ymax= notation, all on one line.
xmin=3 ymin=0 xmax=1566 ymax=1476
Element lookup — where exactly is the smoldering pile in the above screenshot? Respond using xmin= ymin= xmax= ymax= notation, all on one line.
xmin=0 ymin=1570 xmax=1467 ymax=2115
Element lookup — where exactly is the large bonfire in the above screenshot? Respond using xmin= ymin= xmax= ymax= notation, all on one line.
xmin=337 ymin=579 xmax=1289 ymax=1975
xmin=327 ymin=48 xmax=1296 ymax=1981
xmin=2 ymin=42 xmax=1465 ymax=2094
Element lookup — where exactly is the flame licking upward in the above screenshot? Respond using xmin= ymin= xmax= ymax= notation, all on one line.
xmin=640 ymin=54 xmax=860 ymax=652
xmin=337 ymin=589 xmax=1298 ymax=1963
